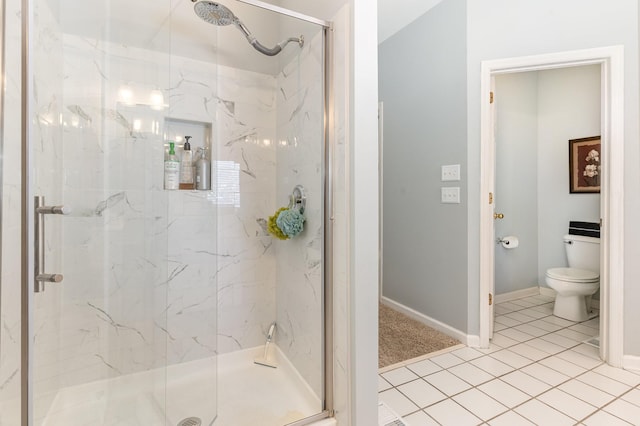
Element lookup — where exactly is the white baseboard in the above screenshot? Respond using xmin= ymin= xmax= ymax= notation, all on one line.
xmin=466 ymin=335 xmax=480 ymax=348
xmin=495 ymin=287 xmax=540 ymax=304
xmin=380 ymin=296 xmax=469 ymax=345
xmin=622 ymin=355 xmax=640 ymax=372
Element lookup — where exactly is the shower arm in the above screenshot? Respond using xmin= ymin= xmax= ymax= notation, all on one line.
xmin=234 ymin=20 xmax=304 ymax=56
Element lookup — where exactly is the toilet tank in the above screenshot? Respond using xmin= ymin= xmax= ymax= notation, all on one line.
xmin=564 ymin=234 xmax=600 ymax=273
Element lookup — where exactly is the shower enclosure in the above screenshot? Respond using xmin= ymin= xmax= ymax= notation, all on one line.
xmin=0 ymin=0 xmax=333 ymax=425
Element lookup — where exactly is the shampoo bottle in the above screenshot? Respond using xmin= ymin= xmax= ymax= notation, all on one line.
xmin=195 ymin=147 xmax=211 ymax=191
xmin=164 ymin=141 xmax=180 ymax=190
xmin=179 ymin=136 xmax=195 ymax=190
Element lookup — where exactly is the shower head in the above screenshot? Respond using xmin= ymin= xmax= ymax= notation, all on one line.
xmin=194 ymin=1 xmax=237 ymax=26
xmin=192 ymin=0 xmax=304 ymax=56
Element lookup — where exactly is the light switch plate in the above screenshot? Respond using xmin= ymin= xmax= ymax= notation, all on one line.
xmin=441 ymin=164 xmax=461 ymax=181
xmin=441 ymin=187 xmax=460 ymax=203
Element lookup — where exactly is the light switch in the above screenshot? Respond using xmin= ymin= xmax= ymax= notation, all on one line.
xmin=441 ymin=187 xmax=460 ymax=203
xmin=441 ymin=164 xmax=461 ymax=181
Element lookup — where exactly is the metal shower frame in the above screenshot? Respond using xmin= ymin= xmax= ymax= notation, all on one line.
xmin=19 ymin=0 xmax=335 ymax=424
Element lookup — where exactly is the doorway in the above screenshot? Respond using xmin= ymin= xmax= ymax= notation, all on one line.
xmin=479 ymin=47 xmax=625 ymax=367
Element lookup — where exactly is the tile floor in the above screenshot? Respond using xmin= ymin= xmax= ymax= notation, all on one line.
xmin=378 ymin=295 xmax=640 ymax=425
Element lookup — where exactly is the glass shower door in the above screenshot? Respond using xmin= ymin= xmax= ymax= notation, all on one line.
xmin=23 ymin=0 xmax=217 ymax=424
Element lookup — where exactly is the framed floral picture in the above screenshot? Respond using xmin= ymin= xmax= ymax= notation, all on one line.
xmin=569 ymin=136 xmax=601 ymax=193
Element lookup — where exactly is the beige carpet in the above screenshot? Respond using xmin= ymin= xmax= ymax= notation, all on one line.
xmin=379 ymin=303 xmax=460 ymax=368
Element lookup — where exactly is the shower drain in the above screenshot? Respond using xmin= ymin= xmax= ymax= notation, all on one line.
xmin=177 ymin=417 xmax=202 ymax=426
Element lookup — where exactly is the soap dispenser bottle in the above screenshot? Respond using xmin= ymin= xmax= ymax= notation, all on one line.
xmin=179 ymin=136 xmax=195 ymax=190
xmin=195 ymin=147 xmax=211 ymax=191
xmin=164 ymin=141 xmax=180 ymax=190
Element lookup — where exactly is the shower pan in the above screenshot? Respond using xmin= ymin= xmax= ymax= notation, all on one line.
xmin=1 ymin=0 xmax=334 ymax=425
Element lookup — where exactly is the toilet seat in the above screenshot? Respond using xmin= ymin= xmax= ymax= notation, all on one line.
xmin=546 ymin=267 xmax=599 ymax=283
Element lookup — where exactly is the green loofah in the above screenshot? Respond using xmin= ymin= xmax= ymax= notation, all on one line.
xmin=268 ymin=207 xmax=289 ymax=240
xmin=276 ymin=208 xmax=305 ymax=238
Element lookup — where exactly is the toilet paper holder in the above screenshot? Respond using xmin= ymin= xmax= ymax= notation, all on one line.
xmin=496 ymin=236 xmax=517 ymax=246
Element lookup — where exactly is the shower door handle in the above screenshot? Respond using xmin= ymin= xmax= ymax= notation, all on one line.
xmin=34 ymin=196 xmax=70 ymax=293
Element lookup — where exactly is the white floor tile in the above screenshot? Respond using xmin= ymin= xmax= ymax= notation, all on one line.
xmin=494 ymin=322 xmax=508 ymax=332
xmin=555 ymin=327 xmax=592 ymax=342
xmin=537 ymin=388 xmax=597 ymax=420
xmin=406 ymin=359 xmax=442 ymax=377
xmin=451 ymin=347 xmax=484 ymax=362
xmin=521 ymin=363 xmax=570 ymax=386
xmin=508 ymin=343 xmax=550 ymax=362
xmin=524 ymin=337 xmax=565 ymax=355
xmin=475 ymin=343 xmax=502 ymax=355
xmin=423 ymin=370 xmax=472 ymax=397
xmin=621 ymin=388 xmax=640 ymax=407
xmin=558 ymin=379 xmax=616 ymax=408
xmin=582 ymin=410 xmax=634 ymax=426
xmin=540 ymin=316 xmax=576 ymax=327
xmin=478 ymin=379 xmax=530 ymax=408
xmin=556 ymin=348 xmax=603 ymax=370
xmin=593 ymin=364 xmax=640 ymax=387
xmin=487 ymin=410 xmax=536 ymax=426
xmin=491 ymin=333 xmax=519 ymax=348
xmin=430 ymin=353 xmax=465 ymax=369
xmin=424 ymin=399 xmax=482 ymax=426
xmin=582 ymin=317 xmax=600 ymax=329
xmin=603 ymin=399 xmax=640 ymax=424
xmin=379 ymin=388 xmax=419 ymax=417
xmin=539 ymin=355 xmax=588 ymax=378
xmin=453 ymin=388 xmax=508 ymax=421
xmin=495 ymin=316 xmax=522 ymax=328
xmin=497 ymin=328 xmax=535 ymax=343
xmin=448 ymin=362 xmax=494 ymax=386
xmin=498 ymin=302 xmax=523 ymax=313
xmin=378 ymin=375 xmax=393 ymax=392
xmin=470 ymin=356 xmax=514 ymax=377
xmin=568 ymin=323 xmax=599 ymax=337
xmin=576 ymin=371 xmax=632 ymax=397
xmin=382 ymin=367 xmax=420 ymax=386
xmin=512 ymin=323 xmax=549 ymax=338
xmin=500 ymin=370 xmax=552 ymax=397
xmin=490 ymin=349 xmax=533 ymax=369
xmin=397 ymin=379 xmax=447 ymax=409
xmin=504 ymin=312 xmax=537 ymax=324
xmin=403 ymin=410 xmax=439 ymax=426
xmin=529 ymin=319 xmax=564 ymax=332
xmin=514 ymin=399 xmax=575 ymax=426
xmin=572 ymin=343 xmax=601 ymax=360
xmin=518 ymin=308 xmax=549 ymax=319
xmin=539 ymin=332 xmax=581 ymax=349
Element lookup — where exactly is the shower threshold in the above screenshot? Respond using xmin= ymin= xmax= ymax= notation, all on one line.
xmin=33 ymin=345 xmax=319 ymax=426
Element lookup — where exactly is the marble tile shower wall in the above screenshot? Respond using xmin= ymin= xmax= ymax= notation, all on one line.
xmin=275 ymin=31 xmax=324 ymax=399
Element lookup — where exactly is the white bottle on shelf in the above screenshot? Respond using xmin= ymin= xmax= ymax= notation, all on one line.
xmin=164 ymin=141 xmax=180 ymax=190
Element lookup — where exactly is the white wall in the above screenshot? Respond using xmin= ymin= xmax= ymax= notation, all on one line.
xmin=467 ymin=1 xmax=640 ymax=358
xmin=495 ymin=65 xmax=601 ymax=295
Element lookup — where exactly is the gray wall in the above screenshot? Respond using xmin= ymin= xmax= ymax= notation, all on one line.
xmin=495 ymin=66 xmax=601 ymax=295
xmin=466 ymin=0 xmax=640 ymax=356
xmin=379 ymin=0 xmax=468 ymax=332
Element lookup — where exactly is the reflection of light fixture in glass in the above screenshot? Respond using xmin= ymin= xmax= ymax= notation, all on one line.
xmin=263 ymin=139 xmax=272 ymax=146
xmin=118 ymin=84 xmax=134 ymax=105
xmin=149 ymin=89 xmax=165 ymax=110
xmin=133 ymin=119 xmax=142 ymax=131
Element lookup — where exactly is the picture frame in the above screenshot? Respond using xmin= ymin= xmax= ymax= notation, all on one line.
xmin=569 ymin=136 xmax=601 ymax=194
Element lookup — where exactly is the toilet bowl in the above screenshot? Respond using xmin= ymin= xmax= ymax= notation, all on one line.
xmin=545 ymin=234 xmax=600 ymax=322
xmin=545 ymin=267 xmax=599 ymax=322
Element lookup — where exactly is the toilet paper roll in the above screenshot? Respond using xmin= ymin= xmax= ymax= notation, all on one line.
xmin=501 ymin=236 xmax=519 ymax=249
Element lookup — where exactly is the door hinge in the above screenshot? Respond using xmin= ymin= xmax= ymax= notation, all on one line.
xmin=489 ymin=293 xmax=493 ymax=306
xmin=489 ymin=192 xmax=493 ymax=205
xmin=600 ymin=218 xmax=603 ymax=228
xmin=490 ymin=91 xmax=494 ymax=104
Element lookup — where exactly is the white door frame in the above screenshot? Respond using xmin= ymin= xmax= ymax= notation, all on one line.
xmin=479 ymin=46 xmax=625 ymax=367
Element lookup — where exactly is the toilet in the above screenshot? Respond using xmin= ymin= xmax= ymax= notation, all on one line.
xmin=545 ymin=234 xmax=600 ymax=322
